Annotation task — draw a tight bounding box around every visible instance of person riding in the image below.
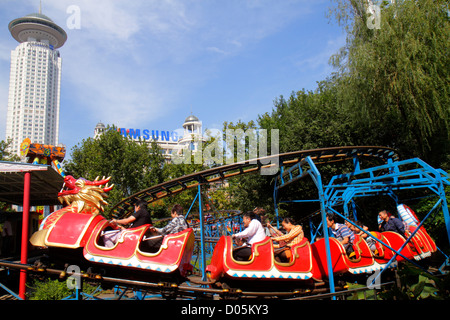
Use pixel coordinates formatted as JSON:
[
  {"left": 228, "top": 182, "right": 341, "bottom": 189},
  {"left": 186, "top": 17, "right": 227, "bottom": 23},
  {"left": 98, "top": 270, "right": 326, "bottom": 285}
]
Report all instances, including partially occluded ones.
[
  {"left": 154, "top": 204, "right": 188, "bottom": 235},
  {"left": 326, "top": 213, "right": 355, "bottom": 255},
  {"left": 267, "top": 217, "right": 304, "bottom": 262},
  {"left": 143, "top": 204, "right": 189, "bottom": 252},
  {"left": 378, "top": 210, "right": 405, "bottom": 235},
  {"left": 252, "top": 207, "right": 265, "bottom": 222},
  {"left": 112, "top": 199, "right": 152, "bottom": 229},
  {"left": 346, "top": 218, "right": 377, "bottom": 253},
  {"left": 103, "top": 199, "right": 152, "bottom": 247},
  {"left": 231, "top": 211, "right": 266, "bottom": 261}
]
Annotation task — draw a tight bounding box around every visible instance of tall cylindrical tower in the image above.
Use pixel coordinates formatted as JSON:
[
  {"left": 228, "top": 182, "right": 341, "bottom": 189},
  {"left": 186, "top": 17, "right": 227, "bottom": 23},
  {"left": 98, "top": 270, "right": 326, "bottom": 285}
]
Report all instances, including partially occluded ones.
[{"left": 5, "top": 11, "right": 67, "bottom": 156}]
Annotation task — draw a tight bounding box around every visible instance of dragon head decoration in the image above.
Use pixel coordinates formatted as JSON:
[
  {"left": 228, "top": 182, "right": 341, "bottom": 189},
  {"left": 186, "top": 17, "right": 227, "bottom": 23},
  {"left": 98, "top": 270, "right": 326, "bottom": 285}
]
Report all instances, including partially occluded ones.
[{"left": 58, "top": 175, "right": 114, "bottom": 214}]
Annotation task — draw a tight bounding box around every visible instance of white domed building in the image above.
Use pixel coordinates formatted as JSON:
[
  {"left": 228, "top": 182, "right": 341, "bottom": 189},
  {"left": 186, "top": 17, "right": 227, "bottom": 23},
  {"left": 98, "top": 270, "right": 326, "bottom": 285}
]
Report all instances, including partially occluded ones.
[
  {"left": 177, "top": 114, "right": 205, "bottom": 153},
  {"left": 94, "top": 122, "right": 106, "bottom": 139}
]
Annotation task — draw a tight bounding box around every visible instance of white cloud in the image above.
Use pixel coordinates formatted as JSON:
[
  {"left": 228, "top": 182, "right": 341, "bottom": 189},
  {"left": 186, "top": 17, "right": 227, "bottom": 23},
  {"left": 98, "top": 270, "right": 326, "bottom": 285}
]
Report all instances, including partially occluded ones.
[{"left": 206, "top": 46, "right": 229, "bottom": 55}]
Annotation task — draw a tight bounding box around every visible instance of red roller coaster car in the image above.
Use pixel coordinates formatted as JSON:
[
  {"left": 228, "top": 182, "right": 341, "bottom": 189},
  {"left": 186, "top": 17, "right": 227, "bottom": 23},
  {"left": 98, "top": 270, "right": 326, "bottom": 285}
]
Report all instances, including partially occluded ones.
[
  {"left": 31, "top": 208, "right": 195, "bottom": 278},
  {"left": 30, "top": 174, "right": 195, "bottom": 280},
  {"left": 206, "top": 218, "right": 436, "bottom": 285}
]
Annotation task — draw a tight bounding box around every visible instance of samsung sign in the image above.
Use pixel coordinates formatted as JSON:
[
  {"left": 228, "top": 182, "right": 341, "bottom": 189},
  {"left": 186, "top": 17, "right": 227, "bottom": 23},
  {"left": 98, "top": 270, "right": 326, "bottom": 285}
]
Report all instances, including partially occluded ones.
[{"left": 117, "top": 128, "right": 179, "bottom": 142}]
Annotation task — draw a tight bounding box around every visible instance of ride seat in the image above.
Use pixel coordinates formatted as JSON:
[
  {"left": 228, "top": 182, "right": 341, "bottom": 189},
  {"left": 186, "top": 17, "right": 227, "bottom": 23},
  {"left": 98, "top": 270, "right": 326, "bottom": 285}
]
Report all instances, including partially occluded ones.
[
  {"left": 272, "top": 247, "right": 292, "bottom": 263},
  {"left": 370, "top": 232, "right": 385, "bottom": 257},
  {"left": 97, "top": 225, "right": 120, "bottom": 247},
  {"left": 405, "top": 227, "right": 426, "bottom": 254},
  {"left": 346, "top": 246, "right": 357, "bottom": 261},
  {"left": 348, "top": 236, "right": 363, "bottom": 261},
  {"left": 139, "top": 227, "right": 163, "bottom": 253}
]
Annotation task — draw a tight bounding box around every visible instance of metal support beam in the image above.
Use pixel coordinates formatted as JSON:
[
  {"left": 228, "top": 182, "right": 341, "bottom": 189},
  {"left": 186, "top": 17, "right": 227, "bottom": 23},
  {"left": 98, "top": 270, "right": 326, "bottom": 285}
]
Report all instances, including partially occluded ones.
[
  {"left": 197, "top": 184, "right": 207, "bottom": 282},
  {"left": 305, "top": 156, "right": 336, "bottom": 299},
  {"left": 438, "top": 180, "right": 450, "bottom": 246},
  {"left": 19, "top": 172, "right": 31, "bottom": 300}
]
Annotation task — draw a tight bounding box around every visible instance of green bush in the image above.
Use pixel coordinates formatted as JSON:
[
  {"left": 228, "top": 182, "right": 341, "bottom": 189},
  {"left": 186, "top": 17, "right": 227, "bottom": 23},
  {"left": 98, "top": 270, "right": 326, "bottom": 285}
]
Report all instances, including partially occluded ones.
[
  {"left": 27, "top": 279, "right": 73, "bottom": 300},
  {"left": 27, "top": 278, "right": 103, "bottom": 300},
  {"left": 379, "top": 264, "right": 450, "bottom": 300}
]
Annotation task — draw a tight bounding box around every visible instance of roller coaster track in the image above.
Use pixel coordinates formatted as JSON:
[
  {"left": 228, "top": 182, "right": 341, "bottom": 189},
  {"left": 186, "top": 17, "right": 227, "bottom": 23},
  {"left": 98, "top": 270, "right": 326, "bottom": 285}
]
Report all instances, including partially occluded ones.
[
  {"left": 112, "top": 146, "right": 399, "bottom": 218},
  {"left": 0, "top": 259, "right": 393, "bottom": 300}
]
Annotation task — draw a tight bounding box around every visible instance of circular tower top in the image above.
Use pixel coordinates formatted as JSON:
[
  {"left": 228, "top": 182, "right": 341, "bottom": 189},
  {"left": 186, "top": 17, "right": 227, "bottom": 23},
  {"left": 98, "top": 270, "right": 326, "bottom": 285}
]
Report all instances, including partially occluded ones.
[
  {"left": 8, "top": 12, "right": 67, "bottom": 48},
  {"left": 184, "top": 114, "right": 199, "bottom": 123},
  {"left": 95, "top": 122, "right": 106, "bottom": 129}
]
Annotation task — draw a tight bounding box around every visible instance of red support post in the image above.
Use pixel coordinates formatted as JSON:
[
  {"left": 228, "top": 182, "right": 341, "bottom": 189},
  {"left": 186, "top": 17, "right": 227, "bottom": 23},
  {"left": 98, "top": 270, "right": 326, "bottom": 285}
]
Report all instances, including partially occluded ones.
[{"left": 19, "top": 172, "right": 31, "bottom": 300}]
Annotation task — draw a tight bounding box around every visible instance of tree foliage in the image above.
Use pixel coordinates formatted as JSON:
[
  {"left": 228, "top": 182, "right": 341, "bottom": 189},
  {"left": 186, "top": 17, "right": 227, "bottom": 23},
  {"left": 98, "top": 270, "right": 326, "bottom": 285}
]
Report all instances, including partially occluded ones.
[
  {"left": 258, "top": 80, "right": 354, "bottom": 153},
  {"left": 329, "top": 0, "right": 450, "bottom": 166},
  {"left": 0, "top": 138, "right": 20, "bottom": 162}
]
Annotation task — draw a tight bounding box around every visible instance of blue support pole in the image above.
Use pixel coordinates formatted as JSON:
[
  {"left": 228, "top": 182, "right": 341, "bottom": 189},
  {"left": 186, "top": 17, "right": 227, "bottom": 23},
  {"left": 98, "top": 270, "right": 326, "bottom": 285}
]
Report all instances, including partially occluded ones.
[
  {"left": 134, "top": 290, "right": 143, "bottom": 300},
  {"left": 0, "top": 281, "right": 22, "bottom": 300},
  {"left": 368, "top": 200, "right": 441, "bottom": 286},
  {"left": 353, "top": 154, "right": 360, "bottom": 172},
  {"left": 319, "top": 203, "right": 336, "bottom": 299},
  {"left": 273, "top": 166, "right": 282, "bottom": 229},
  {"left": 198, "top": 184, "right": 207, "bottom": 282},
  {"left": 185, "top": 191, "right": 199, "bottom": 219},
  {"left": 309, "top": 219, "right": 316, "bottom": 242},
  {"left": 351, "top": 199, "right": 357, "bottom": 221},
  {"left": 305, "top": 156, "right": 336, "bottom": 299},
  {"left": 438, "top": 182, "right": 450, "bottom": 246},
  {"left": 273, "top": 188, "right": 280, "bottom": 229}
]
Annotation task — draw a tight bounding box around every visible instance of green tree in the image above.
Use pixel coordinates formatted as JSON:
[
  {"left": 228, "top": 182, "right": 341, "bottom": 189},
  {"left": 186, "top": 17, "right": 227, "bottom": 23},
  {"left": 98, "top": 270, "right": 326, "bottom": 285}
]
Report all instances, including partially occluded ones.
[
  {"left": 258, "top": 81, "right": 353, "bottom": 153},
  {"left": 216, "top": 120, "right": 277, "bottom": 215},
  {"left": 0, "top": 139, "right": 20, "bottom": 212},
  {"left": 0, "top": 138, "right": 20, "bottom": 162},
  {"left": 222, "top": 120, "right": 258, "bottom": 163},
  {"left": 255, "top": 82, "right": 361, "bottom": 221},
  {"left": 159, "top": 158, "right": 205, "bottom": 219},
  {"left": 329, "top": 0, "right": 450, "bottom": 167}
]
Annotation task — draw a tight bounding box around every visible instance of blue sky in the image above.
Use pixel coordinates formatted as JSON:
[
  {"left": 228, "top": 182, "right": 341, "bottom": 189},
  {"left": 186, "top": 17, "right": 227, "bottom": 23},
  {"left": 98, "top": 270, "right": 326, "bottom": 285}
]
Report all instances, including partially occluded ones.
[{"left": 0, "top": 0, "right": 346, "bottom": 159}]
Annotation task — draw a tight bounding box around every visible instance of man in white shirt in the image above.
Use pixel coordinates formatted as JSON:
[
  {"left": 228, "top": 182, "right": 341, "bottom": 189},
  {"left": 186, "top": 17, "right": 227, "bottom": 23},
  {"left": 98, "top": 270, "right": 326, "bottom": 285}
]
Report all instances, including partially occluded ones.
[{"left": 232, "top": 212, "right": 266, "bottom": 261}]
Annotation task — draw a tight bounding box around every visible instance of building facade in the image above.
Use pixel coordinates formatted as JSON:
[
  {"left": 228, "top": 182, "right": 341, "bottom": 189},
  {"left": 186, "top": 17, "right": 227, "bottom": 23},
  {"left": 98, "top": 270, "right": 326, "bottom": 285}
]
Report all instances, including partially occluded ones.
[
  {"left": 94, "top": 114, "right": 206, "bottom": 161},
  {"left": 5, "top": 12, "right": 67, "bottom": 156}
]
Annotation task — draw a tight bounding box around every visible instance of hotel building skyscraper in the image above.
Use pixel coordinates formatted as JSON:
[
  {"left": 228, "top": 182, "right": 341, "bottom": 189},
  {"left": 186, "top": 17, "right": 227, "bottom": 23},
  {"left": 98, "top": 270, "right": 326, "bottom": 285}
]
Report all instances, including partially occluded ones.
[{"left": 5, "top": 11, "right": 67, "bottom": 156}]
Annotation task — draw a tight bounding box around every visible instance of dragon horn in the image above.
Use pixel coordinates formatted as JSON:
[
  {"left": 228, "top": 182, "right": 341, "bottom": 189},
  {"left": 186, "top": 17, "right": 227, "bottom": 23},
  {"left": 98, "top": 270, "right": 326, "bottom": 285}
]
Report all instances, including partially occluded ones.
[
  {"left": 103, "top": 183, "right": 114, "bottom": 193},
  {"left": 86, "top": 176, "right": 111, "bottom": 186}
]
